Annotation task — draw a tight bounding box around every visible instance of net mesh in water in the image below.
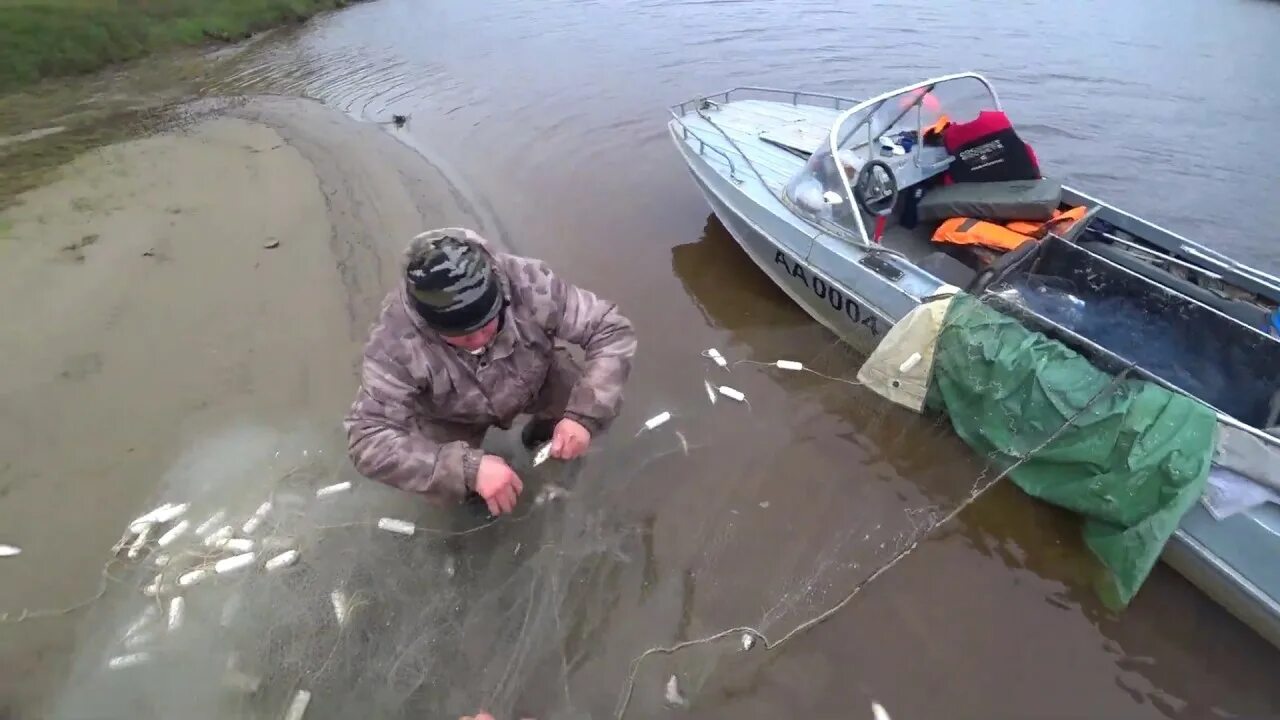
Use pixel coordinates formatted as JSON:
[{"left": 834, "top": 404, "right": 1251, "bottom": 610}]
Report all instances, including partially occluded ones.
[{"left": 42, "top": 310, "right": 1135, "bottom": 720}]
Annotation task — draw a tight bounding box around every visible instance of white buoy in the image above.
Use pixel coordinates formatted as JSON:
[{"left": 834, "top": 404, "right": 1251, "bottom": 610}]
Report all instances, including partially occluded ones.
[
  {"left": 265, "top": 550, "right": 299, "bottom": 572},
  {"left": 203, "top": 525, "right": 234, "bottom": 548},
  {"left": 142, "top": 575, "right": 164, "bottom": 597},
  {"left": 129, "top": 502, "right": 186, "bottom": 532},
  {"left": 376, "top": 517, "right": 415, "bottom": 536},
  {"left": 214, "top": 552, "right": 256, "bottom": 575},
  {"left": 167, "top": 597, "right": 185, "bottom": 632},
  {"left": 775, "top": 359, "right": 804, "bottom": 371},
  {"left": 871, "top": 701, "right": 892, "bottom": 720},
  {"left": 127, "top": 524, "right": 153, "bottom": 559},
  {"left": 643, "top": 411, "right": 672, "bottom": 431},
  {"left": 152, "top": 503, "right": 189, "bottom": 525},
  {"left": 316, "top": 481, "right": 352, "bottom": 498},
  {"left": 664, "top": 674, "right": 687, "bottom": 707},
  {"left": 178, "top": 568, "right": 211, "bottom": 587},
  {"left": 222, "top": 538, "right": 254, "bottom": 553},
  {"left": 898, "top": 352, "right": 922, "bottom": 374},
  {"left": 123, "top": 606, "right": 158, "bottom": 640},
  {"left": 718, "top": 386, "right": 746, "bottom": 402},
  {"left": 195, "top": 510, "right": 227, "bottom": 537},
  {"left": 283, "top": 689, "right": 312, "bottom": 720},
  {"left": 107, "top": 652, "right": 150, "bottom": 670},
  {"left": 122, "top": 628, "right": 155, "bottom": 650},
  {"left": 330, "top": 590, "right": 349, "bottom": 625},
  {"left": 156, "top": 519, "right": 190, "bottom": 548},
  {"left": 706, "top": 348, "right": 727, "bottom": 368},
  {"left": 240, "top": 501, "right": 272, "bottom": 535}
]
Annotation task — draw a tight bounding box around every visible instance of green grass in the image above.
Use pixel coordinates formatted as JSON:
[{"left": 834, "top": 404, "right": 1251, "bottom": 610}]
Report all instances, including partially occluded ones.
[{"left": 0, "top": 0, "right": 358, "bottom": 93}]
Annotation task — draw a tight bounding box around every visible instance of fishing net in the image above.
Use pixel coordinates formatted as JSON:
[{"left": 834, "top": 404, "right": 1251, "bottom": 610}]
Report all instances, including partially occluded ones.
[{"left": 38, "top": 290, "right": 1146, "bottom": 720}]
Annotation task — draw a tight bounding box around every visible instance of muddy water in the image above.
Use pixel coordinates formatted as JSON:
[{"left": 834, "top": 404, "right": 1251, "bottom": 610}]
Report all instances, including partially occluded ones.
[
  {"left": 200, "top": 0, "right": 1280, "bottom": 716},
  {"left": 5, "top": 0, "right": 1280, "bottom": 717}
]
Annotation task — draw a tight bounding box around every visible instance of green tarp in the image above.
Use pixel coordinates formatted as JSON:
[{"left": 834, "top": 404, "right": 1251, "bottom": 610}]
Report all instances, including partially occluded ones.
[{"left": 928, "top": 294, "right": 1218, "bottom": 606}]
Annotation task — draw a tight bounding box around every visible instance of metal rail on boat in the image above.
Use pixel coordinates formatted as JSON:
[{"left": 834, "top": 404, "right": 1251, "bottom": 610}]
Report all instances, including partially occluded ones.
[
  {"left": 827, "top": 72, "right": 1001, "bottom": 250},
  {"left": 669, "top": 86, "right": 921, "bottom": 263},
  {"left": 669, "top": 87, "right": 861, "bottom": 186},
  {"left": 669, "top": 86, "right": 859, "bottom": 117}
]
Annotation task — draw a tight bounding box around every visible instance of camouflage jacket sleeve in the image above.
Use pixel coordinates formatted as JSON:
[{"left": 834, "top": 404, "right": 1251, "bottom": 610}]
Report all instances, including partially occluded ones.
[
  {"left": 541, "top": 263, "right": 637, "bottom": 433},
  {"left": 343, "top": 312, "right": 482, "bottom": 502}
]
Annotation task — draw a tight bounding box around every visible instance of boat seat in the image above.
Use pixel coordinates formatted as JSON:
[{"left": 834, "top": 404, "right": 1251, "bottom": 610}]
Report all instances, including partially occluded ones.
[
  {"left": 917, "top": 179, "right": 1063, "bottom": 223},
  {"left": 917, "top": 251, "right": 979, "bottom": 288}
]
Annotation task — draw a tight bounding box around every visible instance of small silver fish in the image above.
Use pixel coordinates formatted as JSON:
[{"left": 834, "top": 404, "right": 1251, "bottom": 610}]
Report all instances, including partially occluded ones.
[
  {"left": 664, "top": 674, "right": 687, "bottom": 707},
  {"left": 532, "top": 443, "right": 552, "bottom": 467},
  {"left": 534, "top": 483, "right": 568, "bottom": 505}
]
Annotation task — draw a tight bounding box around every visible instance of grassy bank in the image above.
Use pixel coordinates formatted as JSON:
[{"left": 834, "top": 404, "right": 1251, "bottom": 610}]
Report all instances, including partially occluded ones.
[{"left": 0, "top": 0, "right": 360, "bottom": 93}]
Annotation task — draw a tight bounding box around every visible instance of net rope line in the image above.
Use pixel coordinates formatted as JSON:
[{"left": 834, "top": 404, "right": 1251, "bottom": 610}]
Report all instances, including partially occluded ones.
[
  {"left": 5, "top": 294, "right": 1133, "bottom": 716},
  {"left": 0, "top": 433, "right": 708, "bottom": 633},
  {"left": 614, "top": 313, "right": 1137, "bottom": 718},
  {"left": 0, "top": 483, "right": 535, "bottom": 627},
  {"left": 730, "top": 358, "right": 865, "bottom": 390}
]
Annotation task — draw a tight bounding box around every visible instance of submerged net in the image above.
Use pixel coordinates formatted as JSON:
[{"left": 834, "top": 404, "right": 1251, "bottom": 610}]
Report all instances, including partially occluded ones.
[{"left": 37, "top": 292, "right": 1152, "bottom": 720}]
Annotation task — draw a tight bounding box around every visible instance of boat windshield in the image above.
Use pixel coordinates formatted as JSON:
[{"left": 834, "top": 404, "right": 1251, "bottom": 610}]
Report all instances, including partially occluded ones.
[{"left": 784, "top": 74, "right": 1000, "bottom": 243}]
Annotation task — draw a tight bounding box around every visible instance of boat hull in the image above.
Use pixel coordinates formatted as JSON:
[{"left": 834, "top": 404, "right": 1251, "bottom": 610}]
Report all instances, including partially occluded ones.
[
  {"left": 670, "top": 116, "right": 1280, "bottom": 651},
  {"left": 670, "top": 122, "right": 893, "bottom": 356}
]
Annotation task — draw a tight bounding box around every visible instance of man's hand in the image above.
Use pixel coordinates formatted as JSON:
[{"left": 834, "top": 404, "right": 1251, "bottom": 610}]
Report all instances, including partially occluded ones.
[
  {"left": 550, "top": 418, "right": 591, "bottom": 460},
  {"left": 475, "top": 455, "right": 523, "bottom": 516}
]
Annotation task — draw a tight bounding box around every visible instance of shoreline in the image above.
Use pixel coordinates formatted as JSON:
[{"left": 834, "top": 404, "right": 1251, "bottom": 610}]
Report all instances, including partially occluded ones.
[
  {"left": 0, "top": 94, "right": 488, "bottom": 718},
  {"left": 0, "top": 0, "right": 370, "bottom": 94}
]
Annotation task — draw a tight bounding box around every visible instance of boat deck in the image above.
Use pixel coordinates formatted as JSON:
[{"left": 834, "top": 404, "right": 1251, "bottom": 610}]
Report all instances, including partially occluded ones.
[
  {"left": 676, "top": 99, "right": 942, "bottom": 264},
  {"left": 677, "top": 99, "right": 838, "bottom": 192}
]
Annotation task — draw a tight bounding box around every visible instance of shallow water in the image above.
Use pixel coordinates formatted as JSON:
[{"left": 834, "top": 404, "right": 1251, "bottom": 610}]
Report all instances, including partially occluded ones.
[
  {"left": 202, "top": 0, "right": 1280, "bottom": 716},
  {"left": 6, "top": 0, "right": 1280, "bottom": 717}
]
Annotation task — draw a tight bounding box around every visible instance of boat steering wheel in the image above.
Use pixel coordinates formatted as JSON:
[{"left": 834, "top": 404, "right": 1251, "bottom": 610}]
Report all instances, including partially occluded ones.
[{"left": 853, "top": 159, "right": 899, "bottom": 217}]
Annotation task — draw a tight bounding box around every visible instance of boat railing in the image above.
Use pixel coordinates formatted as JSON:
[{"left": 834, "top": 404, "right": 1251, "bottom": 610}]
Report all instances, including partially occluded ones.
[
  {"left": 669, "top": 86, "right": 859, "bottom": 118},
  {"left": 667, "top": 87, "right": 858, "bottom": 187},
  {"left": 670, "top": 120, "right": 743, "bottom": 183}
]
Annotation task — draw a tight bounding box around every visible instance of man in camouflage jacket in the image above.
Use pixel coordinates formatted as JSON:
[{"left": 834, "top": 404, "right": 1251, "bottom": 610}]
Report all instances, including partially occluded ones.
[{"left": 344, "top": 228, "right": 636, "bottom": 516}]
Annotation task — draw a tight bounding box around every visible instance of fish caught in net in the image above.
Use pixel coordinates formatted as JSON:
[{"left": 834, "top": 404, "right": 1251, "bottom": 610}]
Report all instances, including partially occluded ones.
[{"left": 40, "top": 308, "right": 1131, "bottom": 719}]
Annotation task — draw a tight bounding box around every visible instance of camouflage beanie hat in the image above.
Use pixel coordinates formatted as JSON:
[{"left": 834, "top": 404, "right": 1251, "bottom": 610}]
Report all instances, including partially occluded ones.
[{"left": 405, "top": 232, "right": 503, "bottom": 336}]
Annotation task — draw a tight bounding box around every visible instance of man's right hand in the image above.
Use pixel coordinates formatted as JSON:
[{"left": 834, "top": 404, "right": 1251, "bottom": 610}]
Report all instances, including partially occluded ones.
[{"left": 475, "top": 455, "right": 523, "bottom": 516}]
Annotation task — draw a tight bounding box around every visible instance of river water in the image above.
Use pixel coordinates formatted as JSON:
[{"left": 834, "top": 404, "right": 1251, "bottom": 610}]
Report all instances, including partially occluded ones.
[
  {"left": 8, "top": 0, "right": 1280, "bottom": 717},
  {"left": 202, "top": 0, "right": 1280, "bottom": 716}
]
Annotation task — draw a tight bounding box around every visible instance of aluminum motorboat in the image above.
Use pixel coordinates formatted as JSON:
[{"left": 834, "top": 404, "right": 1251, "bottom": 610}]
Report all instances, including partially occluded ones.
[{"left": 668, "top": 72, "right": 1280, "bottom": 646}]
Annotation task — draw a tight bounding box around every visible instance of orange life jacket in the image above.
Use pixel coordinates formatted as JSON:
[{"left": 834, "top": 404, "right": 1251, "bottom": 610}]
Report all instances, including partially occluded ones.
[
  {"left": 1005, "top": 205, "right": 1088, "bottom": 237},
  {"left": 932, "top": 217, "right": 1033, "bottom": 252}
]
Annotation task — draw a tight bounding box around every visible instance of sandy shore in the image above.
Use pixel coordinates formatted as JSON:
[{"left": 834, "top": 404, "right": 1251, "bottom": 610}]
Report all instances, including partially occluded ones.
[{"left": 0, "top": 96, "right": 493, "bottom": 716}]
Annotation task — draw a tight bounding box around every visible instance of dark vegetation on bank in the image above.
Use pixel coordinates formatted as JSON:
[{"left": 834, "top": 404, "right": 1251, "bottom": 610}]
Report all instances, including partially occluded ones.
[{"left": 0, "top": 0, "right": 362, "bottom": 93}]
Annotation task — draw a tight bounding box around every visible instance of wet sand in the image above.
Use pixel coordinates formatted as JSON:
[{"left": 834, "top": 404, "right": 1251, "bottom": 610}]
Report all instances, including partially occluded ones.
[{"left": 0, "top": 95, "right": 491, "bottom": 716}]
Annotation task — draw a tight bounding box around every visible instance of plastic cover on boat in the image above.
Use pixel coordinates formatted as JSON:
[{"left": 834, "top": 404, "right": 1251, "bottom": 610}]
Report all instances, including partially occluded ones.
[
  {"left": 860, "top": 293, "right": 1219, "bottom": 605},
  {"left": 854, "top": 291, "right": 956, "bottom": 412}
]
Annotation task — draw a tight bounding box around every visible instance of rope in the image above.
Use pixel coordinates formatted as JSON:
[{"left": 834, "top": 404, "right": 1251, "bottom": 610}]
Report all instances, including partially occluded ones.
[
  {"left": 731, "top": 359, "right": 864, "bottom": 390},
  {"left": 612, "top": 365, "right": 1133, "bottom": 719}
]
